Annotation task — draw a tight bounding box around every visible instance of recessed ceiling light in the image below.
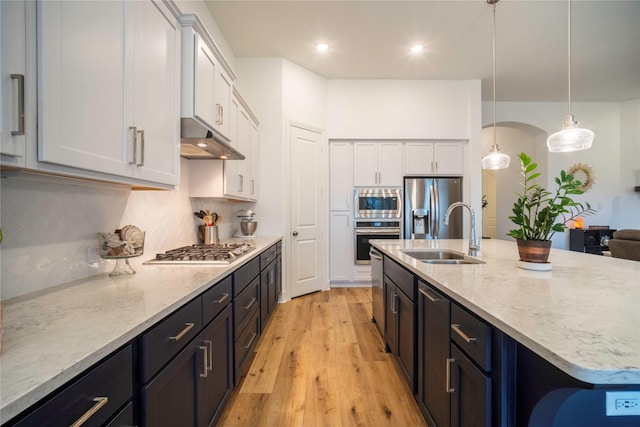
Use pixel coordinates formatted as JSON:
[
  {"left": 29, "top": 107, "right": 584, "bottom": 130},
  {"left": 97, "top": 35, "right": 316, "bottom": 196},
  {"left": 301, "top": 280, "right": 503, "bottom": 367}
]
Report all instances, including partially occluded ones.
[
  {"left": 316, "top": 43, "right": 329, "bottom": 52},
  {"left": 197, "top": 142, "right": 207, "bottom": 148},
  {"left": 410, "top": 45, "right": 424, "bottom": 53}
]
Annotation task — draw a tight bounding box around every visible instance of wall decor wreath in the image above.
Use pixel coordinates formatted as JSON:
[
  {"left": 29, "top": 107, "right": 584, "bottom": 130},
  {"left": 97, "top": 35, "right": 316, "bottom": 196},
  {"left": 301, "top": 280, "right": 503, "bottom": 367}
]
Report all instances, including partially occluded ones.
[{"left": 568, "top": 163, "right": 595, "bottom": 192}]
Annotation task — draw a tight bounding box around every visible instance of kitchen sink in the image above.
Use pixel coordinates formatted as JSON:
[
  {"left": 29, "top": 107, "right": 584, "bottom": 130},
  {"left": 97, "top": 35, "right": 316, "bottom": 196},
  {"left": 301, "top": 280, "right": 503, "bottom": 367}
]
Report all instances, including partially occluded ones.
[{"left": 400, "top": 249, "right": 485, "bottom": 264}]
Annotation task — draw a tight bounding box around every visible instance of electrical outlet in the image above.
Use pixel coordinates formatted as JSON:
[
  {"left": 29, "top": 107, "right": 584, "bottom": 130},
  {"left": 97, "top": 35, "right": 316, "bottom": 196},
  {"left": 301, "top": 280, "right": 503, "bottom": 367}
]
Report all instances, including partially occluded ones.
[
  {"left": 606, "top": 391, "right": 640, "bottom": 416},
  {"left": 87, "top": 246, "right": 100, "bottom": 265}
]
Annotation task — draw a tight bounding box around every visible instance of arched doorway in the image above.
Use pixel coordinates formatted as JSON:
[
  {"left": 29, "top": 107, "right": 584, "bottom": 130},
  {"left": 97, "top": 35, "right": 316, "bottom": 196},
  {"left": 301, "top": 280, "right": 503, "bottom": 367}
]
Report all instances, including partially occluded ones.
[{"left": 481, "top": 122, "right": 548, "bottom": 240}]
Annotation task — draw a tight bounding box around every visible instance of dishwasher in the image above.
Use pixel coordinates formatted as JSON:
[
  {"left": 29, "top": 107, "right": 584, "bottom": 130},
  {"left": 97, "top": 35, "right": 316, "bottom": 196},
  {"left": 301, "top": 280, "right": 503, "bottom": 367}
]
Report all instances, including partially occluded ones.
[{"left": 370, "top": 246, "right": 384, "bottom": 341}]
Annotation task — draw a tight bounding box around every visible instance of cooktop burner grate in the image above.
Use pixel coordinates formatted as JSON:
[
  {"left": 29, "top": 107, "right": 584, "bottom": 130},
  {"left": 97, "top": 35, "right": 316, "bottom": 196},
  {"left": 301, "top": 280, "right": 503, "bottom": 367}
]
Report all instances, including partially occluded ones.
[{"left": 145, "top": 243, "right": 255, "bottom": 265}]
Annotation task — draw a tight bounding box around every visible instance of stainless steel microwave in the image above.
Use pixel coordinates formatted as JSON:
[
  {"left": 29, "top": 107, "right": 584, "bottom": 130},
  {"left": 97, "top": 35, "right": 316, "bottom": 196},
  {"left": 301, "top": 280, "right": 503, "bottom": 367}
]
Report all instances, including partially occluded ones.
[{"left": 354, "top": 188, "right": 402, "bottom": 219}]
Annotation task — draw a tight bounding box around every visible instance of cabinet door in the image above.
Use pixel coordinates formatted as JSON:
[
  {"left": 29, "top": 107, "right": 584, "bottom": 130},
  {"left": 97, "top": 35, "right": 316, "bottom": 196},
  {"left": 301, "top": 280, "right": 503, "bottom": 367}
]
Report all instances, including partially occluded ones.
[
  {"left": 377, "top": 142, "right": 403, "bottom": 186},
  {"left": 142, "top": 337, "right": 204, "bottom": 427},
  {"left": 418, "top": 282, "right": 451, "bottom": 427},
  {"left": 214, "top": 69, "right": 232, "bottom": 137},
  {"left": 130, "top": 0, "right": 179, "bottom": 185},
  {"left": 223, "top": 96, "right": 240, "bottom": 197},
  {"left": 353, "top": 142, "right": 378, "bottom": 186},
  {"left": 37, "top": 1, "right": 130, "bottom": 176},
  {"left": 329, "top": 212, "right": 353, "bottom": 282},
  {"left": 1, "top": 0, "right": 27, "bottom": 162},
  {"left": 200, "top": 305, "right": 234, "bottom": 427},
  {"left": 194, "top": 34, "right": 216, "bottom": 130},
  {"left": 329, "top": 142, "right": 353, "bottom": 210},
  {"left": 384, "top": 278, "right": 397, "bottom": 353},
  {"left": 248, "top": 119, "right": 259, "bottom": 200},
  {"left": 235, "top": 108, "right": 251, "bottom": 195},
  {"left": 434, "top": 142, "right": 463, "bottom": 175},
  {"left": 404, "top": 142, "right": 435, "bottom": 176},
  {"left": 450, "top": 344, "right": 491, "bottom": 427},
  {"left": 396, "top": 287, "right": 415, "bottom": 391}
]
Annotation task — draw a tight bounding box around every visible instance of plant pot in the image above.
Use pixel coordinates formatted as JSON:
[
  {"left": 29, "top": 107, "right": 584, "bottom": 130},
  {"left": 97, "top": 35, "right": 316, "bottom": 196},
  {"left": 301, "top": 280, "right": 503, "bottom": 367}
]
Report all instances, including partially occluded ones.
[{"left": 516, "top": 239, "right": 552, "bottom": 263}]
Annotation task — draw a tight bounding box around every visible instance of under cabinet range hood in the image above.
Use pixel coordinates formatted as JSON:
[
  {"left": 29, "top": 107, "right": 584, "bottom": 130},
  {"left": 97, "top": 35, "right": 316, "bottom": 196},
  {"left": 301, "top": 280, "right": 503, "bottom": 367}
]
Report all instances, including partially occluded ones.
[{"left": 180, "top": 118, "right": 245, "bottom": 160}]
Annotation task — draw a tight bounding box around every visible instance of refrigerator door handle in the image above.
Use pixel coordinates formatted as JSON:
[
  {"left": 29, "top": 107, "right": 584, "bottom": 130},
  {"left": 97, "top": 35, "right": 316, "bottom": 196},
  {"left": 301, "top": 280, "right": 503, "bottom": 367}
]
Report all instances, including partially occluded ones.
[
  {"left": 433, "top": 180, "right": 440, "bottom": 238},
  {"left": 429, "top": 184, "right": 436, "bottom": 237}
]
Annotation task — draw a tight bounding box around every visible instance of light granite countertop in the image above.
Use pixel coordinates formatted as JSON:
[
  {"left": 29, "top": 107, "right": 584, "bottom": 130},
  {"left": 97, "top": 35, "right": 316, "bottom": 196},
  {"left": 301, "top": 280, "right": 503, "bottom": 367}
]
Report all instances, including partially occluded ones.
[
  {"left": 371, "top": 238, "right": 640, "bottom": 386},
  {"left": 0, "top": 236, "right": 282, "bottom": 423}
]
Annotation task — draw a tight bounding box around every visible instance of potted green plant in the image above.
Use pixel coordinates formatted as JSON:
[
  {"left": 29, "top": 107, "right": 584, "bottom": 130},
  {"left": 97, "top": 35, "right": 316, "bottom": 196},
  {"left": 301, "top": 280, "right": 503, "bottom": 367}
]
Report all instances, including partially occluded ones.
[{"left": 508, "top": 152, "right": 596, "bottom": 264}]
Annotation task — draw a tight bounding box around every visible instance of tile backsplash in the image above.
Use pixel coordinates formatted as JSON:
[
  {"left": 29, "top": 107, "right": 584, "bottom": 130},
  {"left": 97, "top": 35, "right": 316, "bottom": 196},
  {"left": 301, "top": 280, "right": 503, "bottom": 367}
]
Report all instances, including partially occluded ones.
[{"left": 0, "top": 159, "right": 254, "bottom": 300}]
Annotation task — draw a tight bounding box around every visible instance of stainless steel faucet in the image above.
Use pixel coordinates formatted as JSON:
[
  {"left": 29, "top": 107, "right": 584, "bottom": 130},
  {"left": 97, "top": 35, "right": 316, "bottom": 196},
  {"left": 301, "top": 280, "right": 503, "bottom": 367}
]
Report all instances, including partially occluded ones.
[{"left": 443, "top": 202, "right": 479, "bottom": 256}]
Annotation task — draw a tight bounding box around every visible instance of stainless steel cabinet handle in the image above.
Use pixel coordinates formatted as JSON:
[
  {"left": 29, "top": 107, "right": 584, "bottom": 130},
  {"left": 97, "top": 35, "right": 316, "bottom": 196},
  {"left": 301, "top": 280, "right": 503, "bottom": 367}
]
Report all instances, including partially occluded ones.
[
  {"left": 238, "top": 174, "right": 244, "bottom": 193},
  {"left": 220, "top": 106, "right": 224, "bottom": 125},
  {"left": 204, "top": 339, "right": 213, "bottom": 370},
  {"left": 451, "top": 323, "right": 477, "bottom": 343},
  {"left": 243, "top": 297, "right": 256, "bottom": 311},
  {"left": 446, "top": 358, "right": 455, "bottom": 393},
  {"left": 70, "top": 397, "right": 109, "bottom": 427},
  {"left": 251, "top": 179, "right": 255, "bottom": 194},
  {"left": 169, "top": 322, "right": 195, "bottom": 341},
  {"left": 392, "top": 292, "right": 399, "bottom": 314},
  {"left": 213, "top": 293, "right": 230, "bottom": 304},
  {"left": 10, "top": 74, "right": 25, "bottom": 136},
  {"left": 369, "top": 249, "right": 382, "bottom": 261},
  {"left": 243, "top": 332, "right": 257, "bottom": 349},
  {"left": 137, "top": 129, "right": 145, "bottom": 166},
  {"left": 129, "top": 126, "right": 138, "bottom": 165},
  {"left": 419, "top": 287, "right": 441, "bottom": 302},
  {"left": 199, "top": 345, "right": 209, "bottom": 377}
]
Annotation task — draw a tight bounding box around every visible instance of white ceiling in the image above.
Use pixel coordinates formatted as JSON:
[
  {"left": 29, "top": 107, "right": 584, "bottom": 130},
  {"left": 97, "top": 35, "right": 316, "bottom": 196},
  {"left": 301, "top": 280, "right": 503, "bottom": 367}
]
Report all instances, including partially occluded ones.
[{"left": 204, "top": 0, "right": 640, "bottom": 102}]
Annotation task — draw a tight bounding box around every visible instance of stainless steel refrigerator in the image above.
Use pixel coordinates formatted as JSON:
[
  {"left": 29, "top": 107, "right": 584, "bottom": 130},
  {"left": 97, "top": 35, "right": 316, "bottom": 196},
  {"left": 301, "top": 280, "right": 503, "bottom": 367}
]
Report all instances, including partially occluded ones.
[{"left": 404, "top": 177, "right": 463, "bottom": 239}]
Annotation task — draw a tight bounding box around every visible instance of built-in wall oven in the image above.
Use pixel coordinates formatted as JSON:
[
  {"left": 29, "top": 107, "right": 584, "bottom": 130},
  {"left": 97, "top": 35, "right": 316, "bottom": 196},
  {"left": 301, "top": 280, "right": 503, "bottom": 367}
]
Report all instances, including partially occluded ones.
[
  {"left": 354, "top": 221, "right": 401, "bottom": 264},
  {"left": 353, "top": 188, "right": 402, "bottom": 264}
]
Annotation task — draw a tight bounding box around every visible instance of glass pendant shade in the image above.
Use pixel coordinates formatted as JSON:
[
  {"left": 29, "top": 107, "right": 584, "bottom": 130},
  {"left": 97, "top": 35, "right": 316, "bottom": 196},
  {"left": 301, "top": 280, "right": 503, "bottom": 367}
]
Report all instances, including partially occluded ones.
[
  {"left": 481, "top": 146, "right": 511, "bottom": 170},
  {"left": 547, "top": 115, "right": 594, "bottom": 152}
]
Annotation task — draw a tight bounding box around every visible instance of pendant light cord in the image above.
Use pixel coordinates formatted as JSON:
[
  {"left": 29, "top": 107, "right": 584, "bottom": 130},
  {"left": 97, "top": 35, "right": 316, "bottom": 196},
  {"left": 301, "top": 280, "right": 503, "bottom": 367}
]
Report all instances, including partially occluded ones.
[
  {"left": 492, "top": 2, "right": 497, "bottom": 148},
  {"left": 567, "top": 0, "right": 572, "bottom": 116}
]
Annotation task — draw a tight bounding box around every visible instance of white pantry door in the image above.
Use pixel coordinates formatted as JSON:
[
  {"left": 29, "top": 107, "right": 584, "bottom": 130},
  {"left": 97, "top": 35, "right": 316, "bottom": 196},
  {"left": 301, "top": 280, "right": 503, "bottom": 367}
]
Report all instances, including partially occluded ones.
[{"left": 290, "top": 125, "right": 325, "bottom": 298}]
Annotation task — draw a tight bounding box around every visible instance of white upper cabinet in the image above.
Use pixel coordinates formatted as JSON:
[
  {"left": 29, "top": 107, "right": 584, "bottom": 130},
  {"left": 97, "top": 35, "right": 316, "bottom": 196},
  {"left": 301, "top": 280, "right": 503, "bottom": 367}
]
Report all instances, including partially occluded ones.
[
  {"left": 404, "top": 142, "right": 463, "bottom": 176},
  {"left": 1, "top": 0, "right": 27, "bottom": 164},
  {"left": 329, "top": 142, "right": 353, "bottom": 210},
  {"left": 36, "top": 0, "right": 180, "bottom": 186},
  {"left": 130, "top": 0, "right": 181, "bottom": 184},
  {"left": 249, "top": 119, "right": 259, "bottom": 199},
  {"left": 353, "top": 141, "right": 402, "bottom": 187},
  {"left": 181, "top": 14, "right": 235, "bottom": 142}
]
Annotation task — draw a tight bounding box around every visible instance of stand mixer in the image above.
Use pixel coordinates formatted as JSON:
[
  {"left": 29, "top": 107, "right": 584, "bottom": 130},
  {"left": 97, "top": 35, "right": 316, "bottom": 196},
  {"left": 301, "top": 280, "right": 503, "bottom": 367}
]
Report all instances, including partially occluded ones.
[{"left": 236, "top": 210, "right": 258, "bottom": 237}]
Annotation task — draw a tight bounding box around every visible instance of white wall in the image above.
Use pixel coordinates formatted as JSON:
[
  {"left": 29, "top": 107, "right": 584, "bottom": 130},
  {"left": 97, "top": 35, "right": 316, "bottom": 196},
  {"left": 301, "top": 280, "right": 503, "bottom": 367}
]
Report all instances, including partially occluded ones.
[
  {"left": 482, "top": 100, "right": 640, "bottom": 249},
  {"left": 327, "top": 80, "right": 475, "bottom": 140}
]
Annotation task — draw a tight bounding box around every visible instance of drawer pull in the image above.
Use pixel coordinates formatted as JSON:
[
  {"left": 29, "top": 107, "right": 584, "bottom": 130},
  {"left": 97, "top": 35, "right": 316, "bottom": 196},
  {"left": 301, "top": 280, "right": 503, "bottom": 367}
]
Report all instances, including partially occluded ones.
[
  {"left": 204, "top": 339, "right": 213, "bottom": 370},
  {"left": 243, "top": 332, "right": 257, "bottom": 350},
  {"left": 169, "top": 322, "right": 195, "bottom": 341},
  {"left": 446, "top": 358, "right": 455, "bottom": 393},
  {"left": 213, "top": 293, "right": 230, "bottom": 304},
  {"left": 199, "top": 345, "right": 209, "bottom": 378},
  {"left": 70, "top": 396, "right": 109, "bottom": 427},
  {"left": 243, "top": 297, "right": 257, "bottom": 311},
  {"left": 419, "top": 287, "right": 442, "bottom": 302},
  {"left": 451, "top": 324, "right": 477, "bottom": 343}
]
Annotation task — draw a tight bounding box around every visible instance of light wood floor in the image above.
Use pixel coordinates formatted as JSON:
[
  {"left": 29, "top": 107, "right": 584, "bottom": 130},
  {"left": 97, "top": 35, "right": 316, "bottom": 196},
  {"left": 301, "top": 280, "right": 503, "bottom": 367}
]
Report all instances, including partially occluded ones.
[{"left": 218, "top": 287, "right": 427, "bottom": 427}]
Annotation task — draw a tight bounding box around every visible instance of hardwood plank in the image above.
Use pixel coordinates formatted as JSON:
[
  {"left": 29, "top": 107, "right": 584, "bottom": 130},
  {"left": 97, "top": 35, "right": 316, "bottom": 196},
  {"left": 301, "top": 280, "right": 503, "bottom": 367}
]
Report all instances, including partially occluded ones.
[{"left": 217, "top": 288, "right": 426, "bottom": 427}]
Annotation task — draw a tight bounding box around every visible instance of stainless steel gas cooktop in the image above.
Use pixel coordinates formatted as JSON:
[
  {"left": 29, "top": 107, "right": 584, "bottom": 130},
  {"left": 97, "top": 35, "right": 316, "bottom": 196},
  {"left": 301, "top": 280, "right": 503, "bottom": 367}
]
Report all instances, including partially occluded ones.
[{"left": 144, "top": 243, "right": 255, "bottom": 265}]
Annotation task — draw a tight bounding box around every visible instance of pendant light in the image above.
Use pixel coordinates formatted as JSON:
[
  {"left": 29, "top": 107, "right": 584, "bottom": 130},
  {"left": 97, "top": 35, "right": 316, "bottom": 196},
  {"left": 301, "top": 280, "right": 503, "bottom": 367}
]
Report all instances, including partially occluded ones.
[
  {"left": 481, "top": 0, "right": 510, "bottom": 170},
  {"left": 547, "top": 0, "right": 594, "bottom": 152}
]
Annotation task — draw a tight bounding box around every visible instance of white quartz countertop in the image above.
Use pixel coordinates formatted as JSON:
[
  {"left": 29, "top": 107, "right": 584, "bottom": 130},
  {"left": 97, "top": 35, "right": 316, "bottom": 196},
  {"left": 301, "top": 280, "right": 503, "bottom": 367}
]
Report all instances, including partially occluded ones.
[
  {"left": 372, "top": 239, "right": 640, "bottom": 386},
  {"left": 0, "top": 236, "right": 282, "bottom": 423}
]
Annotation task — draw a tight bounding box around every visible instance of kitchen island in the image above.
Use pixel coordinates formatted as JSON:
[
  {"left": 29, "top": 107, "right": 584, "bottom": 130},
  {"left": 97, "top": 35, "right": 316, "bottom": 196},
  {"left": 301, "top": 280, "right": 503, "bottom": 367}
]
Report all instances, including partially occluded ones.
[
  {"left": 373, "top": 238, "right": 640, "bottom": 426},
  {"left": 0, "top": 236, "right": 282, "bottom": 425}
]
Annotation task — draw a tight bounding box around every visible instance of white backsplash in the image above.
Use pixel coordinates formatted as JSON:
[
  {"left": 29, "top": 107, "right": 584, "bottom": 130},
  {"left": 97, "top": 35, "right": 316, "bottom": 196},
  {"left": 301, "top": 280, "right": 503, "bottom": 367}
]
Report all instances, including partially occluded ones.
[{"left": 0, "top": 159, "right": 254, "bottom": 300}]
